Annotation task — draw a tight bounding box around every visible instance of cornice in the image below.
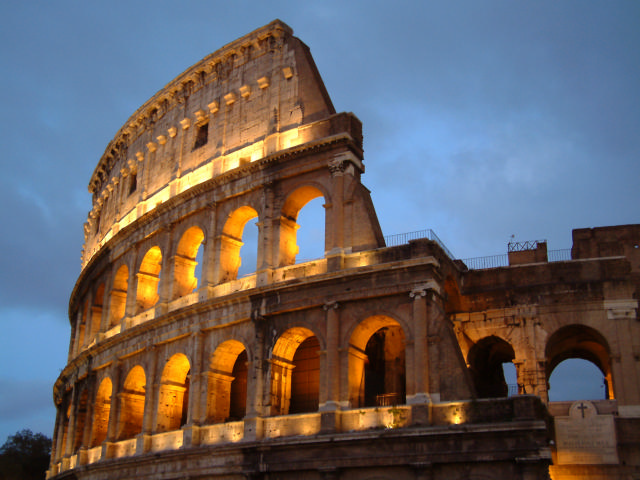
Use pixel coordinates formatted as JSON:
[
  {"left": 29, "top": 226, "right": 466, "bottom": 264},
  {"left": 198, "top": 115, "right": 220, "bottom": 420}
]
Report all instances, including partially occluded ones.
[{"left": 89, "top": 19, "right": 292, "bottom": 195}]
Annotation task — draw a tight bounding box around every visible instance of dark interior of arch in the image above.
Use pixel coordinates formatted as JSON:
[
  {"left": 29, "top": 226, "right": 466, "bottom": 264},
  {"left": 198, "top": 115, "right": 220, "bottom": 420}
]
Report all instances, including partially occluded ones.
[{"left": 467, "top": 336, "right": 515, "bottom": 399}]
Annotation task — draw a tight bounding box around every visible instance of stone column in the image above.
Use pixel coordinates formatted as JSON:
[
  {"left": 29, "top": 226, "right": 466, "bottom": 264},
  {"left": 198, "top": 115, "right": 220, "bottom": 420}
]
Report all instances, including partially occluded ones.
[
  {"left": 71, "top": 309, "right": 83, "bottom": 359},
  {"left": 321, "top": 301, "right": 340, "bottom": 410},
  {"left": 52, "top": 407, "right": 66, "bottom": 462},
  {"left": 188, "top": 331, "right": 205, "bottom": 425},
  {"left": 65, "top": 386, "right": 79, "bottom": 457},
  {"left": 184, "top": 331, "right": 204, "bottom": 447},
  {"left": 138, "top": 346, "right": 158, "bottom": 454},
  {"left": 80, "top": 376, "right": 97, "bottom": 460},
  {"left": 124, "top": 251, "right": 139, "bottom": 322},
  {"left": 104, "top": 363, "right": 121, "bottom": 459},
  {"left": 607, "top": 299, "right": 640, "bottom": 408},
  {"left": 320, "top": 301, "right": 341, "bottom": 433},
  {"left": 326, "top": 157, "right": 346, "bottom": 271},
  {"left": 408, "top": 282, "right": 441, "bottom": 405},
  {"left": 257, "top": 182, "right": 275, "bottom": 286},
  {"left": 156, "top": 232, "right": 174, "bottom": 315},
  {"left": 199, "top": 203, "right": 217, "bottom": 299},
  {"left": 244, "top": 321, "right": 265, "bottom": 440}
]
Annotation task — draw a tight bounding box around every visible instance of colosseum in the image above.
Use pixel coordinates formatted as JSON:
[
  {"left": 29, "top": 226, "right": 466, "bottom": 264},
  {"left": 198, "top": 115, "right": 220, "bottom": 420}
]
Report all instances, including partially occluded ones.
[{"left": 49, "top": 20, "right": 640, "bottom": 480}]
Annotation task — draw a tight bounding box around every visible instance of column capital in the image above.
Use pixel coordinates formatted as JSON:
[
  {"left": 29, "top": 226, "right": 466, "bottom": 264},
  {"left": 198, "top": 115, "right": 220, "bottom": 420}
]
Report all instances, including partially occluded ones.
[
  {"left": 410, "top": 281, "right": 441, "bottom": 299},
  {"left": 328, "top": 151, "right": 363, "bottom": 176},
  {"left": 323, "top": 300, "right": 339, "bottom": 311},
  {"left": 605, "top": 299, "right": 637, "bottom": 320}
]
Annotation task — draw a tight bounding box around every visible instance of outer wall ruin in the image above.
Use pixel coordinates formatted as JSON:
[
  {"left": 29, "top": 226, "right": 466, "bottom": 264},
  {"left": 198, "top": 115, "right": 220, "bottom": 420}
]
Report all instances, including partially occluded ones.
[{"left": 50, "top": 20, "right": 640, "bottom": 480}]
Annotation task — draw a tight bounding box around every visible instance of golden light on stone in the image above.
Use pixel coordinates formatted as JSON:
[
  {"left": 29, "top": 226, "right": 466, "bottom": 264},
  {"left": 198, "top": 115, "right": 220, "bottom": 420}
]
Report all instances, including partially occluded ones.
[{"left": 52, "top": 19, "right": 638, "bottom": 480}]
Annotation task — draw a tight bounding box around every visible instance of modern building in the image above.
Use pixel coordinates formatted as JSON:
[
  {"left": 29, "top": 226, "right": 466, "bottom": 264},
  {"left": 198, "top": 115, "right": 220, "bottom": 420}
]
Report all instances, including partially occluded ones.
[{"left": 49, "top": 20, "right": 640, "bottom": 480}]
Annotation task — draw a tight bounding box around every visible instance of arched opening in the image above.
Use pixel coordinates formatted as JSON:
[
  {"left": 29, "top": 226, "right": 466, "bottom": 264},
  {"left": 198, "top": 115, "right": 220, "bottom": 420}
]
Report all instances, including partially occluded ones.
[
  {"left": 549, "top": 358, "right": 607, "bottom": 401},
  {"left": 73, "top": 388, "right": 89, "bottom": 451},
  {"left": 295, "top": 196, "right": 325, "bottom": 262},
  {"left": 546, "top": 325, "right": 612, "bottom": 401},
  {"left": 136, "top": 246, "right": 162, "bottom": 313},
  {"left": 348, "top": 316, "right": 406, "bottom": 408},
  {"left": 109, "top": 265, "right": 128, "bottom": 328},
  {"left": 208, "top": 340, "right": 248, "bottom": 423},
  {"left": 467, "top": 336, "right": 515, "bottom": 398},
  {"left": 279, "top": 185, "right": 325, "bottom": 266},
  {"left": 157, "top": 353, "right": 191, "bottom": 432},
  {"left": 289, "top": 336, "right": 320, "bottom": 414},
  {"left": 270, "top": 327, "right": 320, "bottom": 415},
  {"left": 117, "top": 366, "right": 145, "bottom": 440},
  {"left": 503, "top": 362, "right": 518, "bottom": 397},
  {"left": 238, "top": 221, "right": 259, "bottom": 277},
  {"left": 220, "top": 206, "right": 259, "bottom": 282},
  {"left": 89, "top": 284, "right": 105, "bottom": 341},
  {"left": 91, "top": 377, "right": 112, "bottom": 447},
  {"left": 173, "top": 226, "right": 205, "bottom": 299}
]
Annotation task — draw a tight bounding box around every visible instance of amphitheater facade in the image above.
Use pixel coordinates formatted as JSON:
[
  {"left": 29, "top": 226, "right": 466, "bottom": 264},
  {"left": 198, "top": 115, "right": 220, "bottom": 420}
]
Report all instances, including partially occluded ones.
[{"left": 50, "top": 20, "right": 640, "bottom": 480}]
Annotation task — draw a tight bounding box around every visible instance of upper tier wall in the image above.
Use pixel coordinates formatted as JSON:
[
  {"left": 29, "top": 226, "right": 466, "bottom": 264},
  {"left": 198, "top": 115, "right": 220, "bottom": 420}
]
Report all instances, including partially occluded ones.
[{"left": 83, "top": 20, "right": 338, "bottom": 268}]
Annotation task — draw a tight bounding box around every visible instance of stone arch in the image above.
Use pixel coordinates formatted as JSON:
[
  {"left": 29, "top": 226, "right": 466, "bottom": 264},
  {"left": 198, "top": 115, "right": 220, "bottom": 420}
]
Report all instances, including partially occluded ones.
[
  {"left": 348, "top": 315, "right": 406, "bottom": 408},
  {"left": 136, "top": 246, "right": 162, "bottom": 313},
  {"left": 172, "top": 225, "right": 205, "bottom": 299},
  {"left": 117, "top": 365, "right": 146, "bottom": 440},
  {"left": 109, "top": 264, "right": 128, "bottom": 328},
  {"left": 467, "top": 336, "right": 516, "bottom": 398},
  {"left": 545, "top": 324, "right": 613, "bottom": 400},
  {"left": 219, "top": 205, "right": 259, "bottom": 282},
  {"left": 279, "top": 184, "right": 327, "bottom": 266},
  {"left": 90, "top": 377, "right": 112, "bottom": 447},
  {"left": 207, "top": 340, "right": 248, "bottom": 423},
  {"left": 270, "top": 327, "right": 321, "bottom": 415},
  {"left": 156, "top": 353, "right": 191, "bottom": 432}
]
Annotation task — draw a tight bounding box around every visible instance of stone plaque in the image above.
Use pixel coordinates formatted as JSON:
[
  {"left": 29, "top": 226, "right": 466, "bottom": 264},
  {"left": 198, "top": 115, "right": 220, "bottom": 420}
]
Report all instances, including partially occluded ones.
[{"left": 554, "top": 400, "right": 618, "bottom": 465}]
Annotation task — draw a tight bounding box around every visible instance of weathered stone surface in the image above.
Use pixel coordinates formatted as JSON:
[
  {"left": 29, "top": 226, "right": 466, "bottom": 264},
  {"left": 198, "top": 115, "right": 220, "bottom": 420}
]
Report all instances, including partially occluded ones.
[{"left": 50, "top": 19, "right": 640, "bottom": 480}]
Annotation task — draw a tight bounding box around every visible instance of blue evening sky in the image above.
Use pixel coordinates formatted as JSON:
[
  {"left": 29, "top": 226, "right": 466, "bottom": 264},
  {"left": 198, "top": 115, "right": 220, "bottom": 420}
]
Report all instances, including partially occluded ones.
[{"left": 0, "top": 1, "right": 638, "bottom": 442}]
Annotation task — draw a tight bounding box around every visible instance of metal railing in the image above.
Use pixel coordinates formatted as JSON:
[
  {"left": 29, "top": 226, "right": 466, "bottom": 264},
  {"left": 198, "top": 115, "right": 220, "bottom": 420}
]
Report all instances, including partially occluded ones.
[
  {"left": 462, "top": 254, "right": 508, "bottom": 270},
  {"left": 507, "top": 239, "right": 546, "bottom": 252},
  {"left": 384, "top": 229, "right": 455, "bottom": 260},
  {"left": 383, "top": 230, "right": 572, "bottom": 271},
  {"left": 548, "top": 248, "right": 571, "bottom": 262},
  {"left": 461, "top": 248, "right": 572, "bottom": 270}
]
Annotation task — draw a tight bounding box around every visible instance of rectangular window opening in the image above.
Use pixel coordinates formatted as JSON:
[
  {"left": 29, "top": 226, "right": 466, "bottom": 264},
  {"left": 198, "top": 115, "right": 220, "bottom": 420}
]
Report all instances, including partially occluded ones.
[
  {"left": 193, "top": 123, "right": 209, "bottom": 150},
  {"left": 129, "top": 172, "right": 137, "bottom": 196}
]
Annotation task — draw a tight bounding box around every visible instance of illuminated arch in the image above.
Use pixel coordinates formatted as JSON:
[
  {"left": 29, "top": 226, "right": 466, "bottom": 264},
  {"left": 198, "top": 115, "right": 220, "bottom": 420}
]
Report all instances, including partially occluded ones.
[
  {"left": 348, "top": 315, "right": 406, "bottom": 407},
  {"left": 109, "top": 264, "right": 128, "bottom": 328},
  {"left": 270, "top": 327, "right": 320, "bottom": 415},
  {"left": 466, "top": 336, "right": 516, "bottom": 398},
  {"left": 136, "top": 246, "right": 162, "bottom": 313},
  {"left": 279, "top": 185, "right": 325, "bottom": 266},
  {"left": 207, "top": 340, "right": 248, "bottom": 423},
  {"left": 546, "top": 325, "right": 613, "bottom": 400},
  {"left": 117, "top": 365, "right": 146, "bottom": 440},
  {"left": 157, "top": 353, "right": 191, "bottom": 432},
  {"left": 172, "top": 226, "right": 205, "bottom": 299},
  {"left": 91, "top": 377, "right": 112, "bottom": 447},
  {"left": 219, "top": 206, "right": 259, "bottom": 282}
]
